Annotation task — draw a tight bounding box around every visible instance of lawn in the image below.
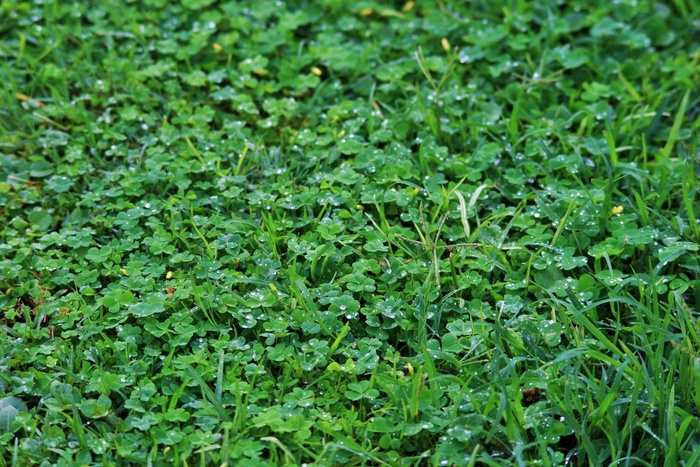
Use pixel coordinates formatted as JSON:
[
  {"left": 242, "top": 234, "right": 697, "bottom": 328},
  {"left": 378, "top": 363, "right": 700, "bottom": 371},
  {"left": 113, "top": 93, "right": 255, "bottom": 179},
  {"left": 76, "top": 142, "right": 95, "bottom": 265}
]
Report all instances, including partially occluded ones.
[{"left": 1, "top": 0, "right": 699, "bottom": 465}]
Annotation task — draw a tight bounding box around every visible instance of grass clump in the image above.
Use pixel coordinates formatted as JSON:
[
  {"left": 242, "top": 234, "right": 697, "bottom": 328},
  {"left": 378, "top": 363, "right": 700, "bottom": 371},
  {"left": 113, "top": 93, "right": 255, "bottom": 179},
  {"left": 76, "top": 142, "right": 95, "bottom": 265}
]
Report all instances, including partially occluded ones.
[{"left": 1, "top": 0, "right": 699, "bottom": 465}]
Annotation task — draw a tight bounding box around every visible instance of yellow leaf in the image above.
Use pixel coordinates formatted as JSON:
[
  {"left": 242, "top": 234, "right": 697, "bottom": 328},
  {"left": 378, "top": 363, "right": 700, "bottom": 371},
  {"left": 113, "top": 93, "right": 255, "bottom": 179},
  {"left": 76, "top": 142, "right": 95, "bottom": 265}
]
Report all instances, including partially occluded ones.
[{"left": 441, "top": 38, "right": 450, "bottom": 52}]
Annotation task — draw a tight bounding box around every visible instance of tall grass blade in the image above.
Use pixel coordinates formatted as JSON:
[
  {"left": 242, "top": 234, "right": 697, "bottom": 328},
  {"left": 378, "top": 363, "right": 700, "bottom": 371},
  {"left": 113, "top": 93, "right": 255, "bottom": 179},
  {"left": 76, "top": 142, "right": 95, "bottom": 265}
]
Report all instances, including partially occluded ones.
[{"left": 660, "top": 90, "right": 690, "bottom": 161}]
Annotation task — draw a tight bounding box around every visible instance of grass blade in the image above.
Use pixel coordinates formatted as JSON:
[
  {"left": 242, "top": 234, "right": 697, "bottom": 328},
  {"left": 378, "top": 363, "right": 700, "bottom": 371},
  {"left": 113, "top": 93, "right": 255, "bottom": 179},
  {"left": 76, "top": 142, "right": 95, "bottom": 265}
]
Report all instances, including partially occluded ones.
[
  {"left": 660, "top": 90, "right": 690, "bottom": 161},
  {"left": 182, "top": 362, "right": 231, "bottom": 423}
]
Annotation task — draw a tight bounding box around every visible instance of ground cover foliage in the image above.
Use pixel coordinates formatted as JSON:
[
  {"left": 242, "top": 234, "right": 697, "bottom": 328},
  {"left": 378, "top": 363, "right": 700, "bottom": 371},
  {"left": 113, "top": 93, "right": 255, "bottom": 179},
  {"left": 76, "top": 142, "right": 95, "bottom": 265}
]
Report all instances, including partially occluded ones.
[{"left": 1, "top": 0, "right": 699, "bottom": 465}]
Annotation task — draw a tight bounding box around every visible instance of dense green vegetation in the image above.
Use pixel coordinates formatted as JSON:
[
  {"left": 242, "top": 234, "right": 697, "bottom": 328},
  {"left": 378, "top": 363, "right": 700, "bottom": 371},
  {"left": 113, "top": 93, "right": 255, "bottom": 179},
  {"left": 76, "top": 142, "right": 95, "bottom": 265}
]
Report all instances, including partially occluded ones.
[{"left": 1, "top": 0, "right": 699, "bottom": 465}]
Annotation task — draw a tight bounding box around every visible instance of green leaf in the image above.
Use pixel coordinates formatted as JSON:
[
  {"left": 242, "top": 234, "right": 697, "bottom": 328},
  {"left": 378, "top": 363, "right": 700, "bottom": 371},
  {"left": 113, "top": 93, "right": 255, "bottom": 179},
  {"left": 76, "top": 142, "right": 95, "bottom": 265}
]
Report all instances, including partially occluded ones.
[
  {"left": 79, "top": 395, "right": 112, "bottom": 419},
  {"left": 130, "top": 301, "right": 165, "bottom": 318},
  {"left": 27, "top": 208, "right": 53, "bottom": 231},
  {"left": 0, "top": 397, "right": 27, "bottom": 432},
  {"left": 30, "top": 159, "right": 54, "bottom": 178}
]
